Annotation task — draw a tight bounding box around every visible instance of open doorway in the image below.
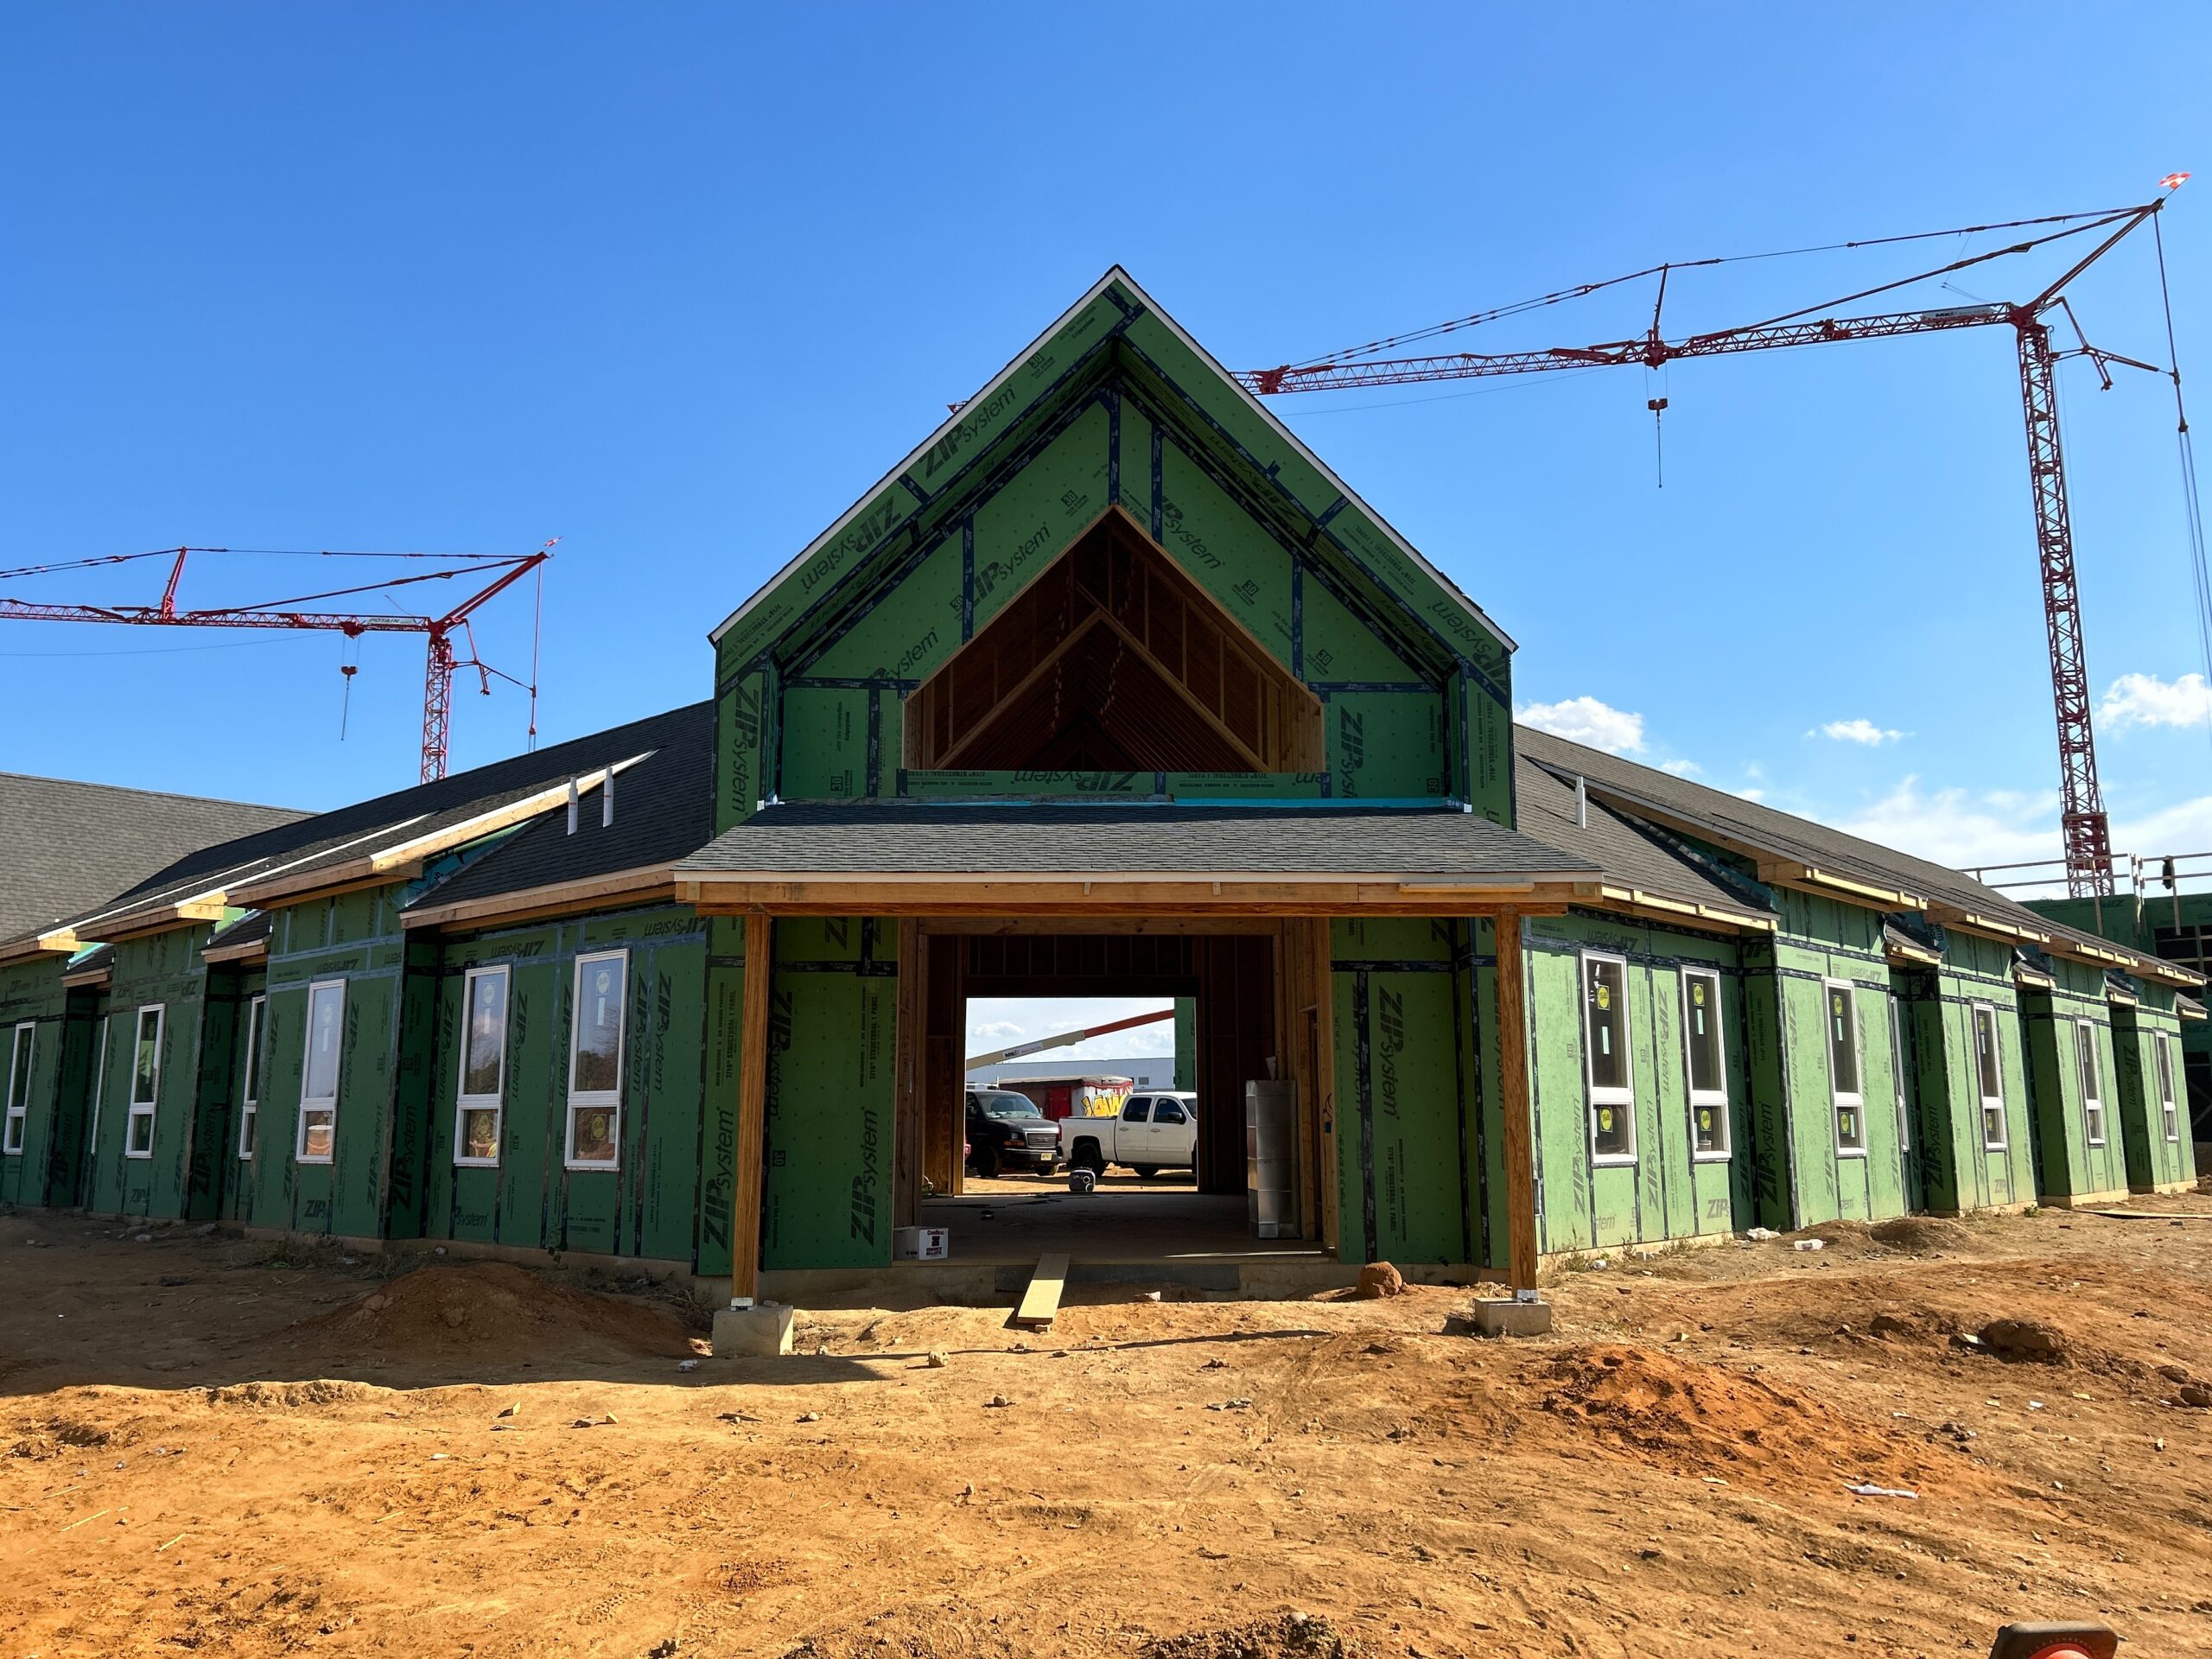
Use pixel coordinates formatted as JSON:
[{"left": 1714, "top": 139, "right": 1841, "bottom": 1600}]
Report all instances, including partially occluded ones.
[{"left": 910, "top": 927, "right": 1321, "bottom": 1265}]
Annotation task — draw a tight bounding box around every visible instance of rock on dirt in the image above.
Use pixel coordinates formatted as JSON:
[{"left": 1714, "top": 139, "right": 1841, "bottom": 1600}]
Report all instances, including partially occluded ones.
[
  {"left": 1140, "top": 1610, "right": 1362, "bottom": 1658},
  {"left": 1351, "top": 1262, "right": 1406, "bottom": 1300},
  {"left": 2178, "top": 1382, "right": 2212, "bottom": 1408},
  {"left": 1978, "top": 1318, "right": 2068, "bottom": 1363}
]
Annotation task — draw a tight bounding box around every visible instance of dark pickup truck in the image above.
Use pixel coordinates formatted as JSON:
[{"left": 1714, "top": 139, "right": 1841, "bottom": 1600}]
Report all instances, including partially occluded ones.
[{"left": 964, "top": 1088, "right": 1062, "bottom": 1178}]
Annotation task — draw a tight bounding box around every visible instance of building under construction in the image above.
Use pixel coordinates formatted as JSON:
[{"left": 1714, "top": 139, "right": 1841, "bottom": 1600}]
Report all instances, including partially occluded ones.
[{"left": 1, "top": 271, "right": 2202, "bottom": 1303}]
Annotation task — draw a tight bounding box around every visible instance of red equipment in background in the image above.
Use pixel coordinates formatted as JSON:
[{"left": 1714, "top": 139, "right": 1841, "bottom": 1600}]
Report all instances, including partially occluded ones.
[
  {"left": 1242, "top": 188, "right": 2196, "bottom": 899},
  {"left": 0, "top": 540, "right": 553, "bottom": 782}
]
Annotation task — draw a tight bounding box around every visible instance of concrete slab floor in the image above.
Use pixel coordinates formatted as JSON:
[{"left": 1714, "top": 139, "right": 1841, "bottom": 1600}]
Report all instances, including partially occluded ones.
[{"left": 919, "top": 1174, "right": 1320, "bottom": 1265}]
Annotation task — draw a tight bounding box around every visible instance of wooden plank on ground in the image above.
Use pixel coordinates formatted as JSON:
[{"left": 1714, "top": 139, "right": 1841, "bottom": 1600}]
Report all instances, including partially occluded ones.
[{"left": 1011, "top": 1252, "right": 1071, "bottom": 1329}]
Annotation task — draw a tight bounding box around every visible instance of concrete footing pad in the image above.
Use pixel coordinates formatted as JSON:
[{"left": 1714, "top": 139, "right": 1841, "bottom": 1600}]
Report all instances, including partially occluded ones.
[
  {"left": 713, "top": 1302, "right": 795, "bottom": 1357},
  {"left": 1469, "top": 1297, "right": 1554, "bottom": 1337}
]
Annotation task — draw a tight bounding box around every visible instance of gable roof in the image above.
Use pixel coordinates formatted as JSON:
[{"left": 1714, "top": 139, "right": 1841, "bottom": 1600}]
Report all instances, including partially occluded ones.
[
  {"left": 1515, "top": 723, "right": 2198, "bottom": 985},
  {"left": 3, "top": 705, "right": 707, "bottom": 956},
  {"left": 709, "top": 267, "right": 1512, "bottom": 680},
  {"left": 0, "top": 772, "right": 306, "bottom": 944}
]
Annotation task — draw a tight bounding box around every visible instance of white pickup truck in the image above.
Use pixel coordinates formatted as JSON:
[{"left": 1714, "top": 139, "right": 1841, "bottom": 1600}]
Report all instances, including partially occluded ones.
[{"left": 1058, "top": 1090, "right": 1199, "bottom": 1178}]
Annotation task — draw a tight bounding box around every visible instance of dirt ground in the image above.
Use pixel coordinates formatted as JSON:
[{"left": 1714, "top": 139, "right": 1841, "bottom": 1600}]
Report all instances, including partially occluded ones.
[{"left": 5, "top": 1198, "right": 2212, "bottom": 1658}]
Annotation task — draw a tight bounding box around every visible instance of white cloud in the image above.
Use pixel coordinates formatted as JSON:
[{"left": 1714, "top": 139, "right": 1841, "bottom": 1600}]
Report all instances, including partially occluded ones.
[
  {"left": 1660, "top": 758, "right": 1700, "bottom": 777},
  {"left": 2100, "top": 671, "right": 2212, "bottom": 732},
  {"left": 1516, "top": 696, "right": 1644, "bottom": 754},
  {"left": 2113, "top": 793, "right": 2212, "bottom": 854},
  {"left": 1737, "top": 788, "right": 1765, "bottom": 803},
  {"left": 967, "top": 1020, "right": 1024, "bottom": 1043},
  {"left": 1830, "top": 775, "right": 2061, "bottom": 872},
  {"left": 1812, "top": 718, "right": 1907, "bottom": 747}
]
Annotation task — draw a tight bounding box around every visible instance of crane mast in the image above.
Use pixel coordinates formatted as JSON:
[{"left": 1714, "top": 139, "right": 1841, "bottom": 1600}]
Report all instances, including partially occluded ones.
[{"left": 1242, "top": 199, "right": 2185, "bottom": 897}]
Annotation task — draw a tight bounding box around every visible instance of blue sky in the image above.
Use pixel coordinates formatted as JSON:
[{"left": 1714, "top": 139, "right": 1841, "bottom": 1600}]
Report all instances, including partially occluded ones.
[{"left": 3, "top": 4, "right": 2207, "bottom": 1019}]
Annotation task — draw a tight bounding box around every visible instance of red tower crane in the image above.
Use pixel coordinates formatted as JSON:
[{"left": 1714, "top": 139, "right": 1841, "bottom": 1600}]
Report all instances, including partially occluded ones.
[
  {"left": 0, "top": 541, "right": 553, "bottom": 782},
  {"left": 1242, "top": 190, "right": 2192, "bottom": 899}
]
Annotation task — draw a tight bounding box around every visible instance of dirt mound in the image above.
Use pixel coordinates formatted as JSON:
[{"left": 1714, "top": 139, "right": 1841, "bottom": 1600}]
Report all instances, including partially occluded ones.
[
  {"left": 1866, "top": 1308, "right": 1962, "bottom": 1345},
  {"left": 1870, "top": 1216, "right": 1972, "bottom": 1252},
  {"left": 1537, "top": 1344, "right": 1932, "bottom": 1485},
  {"left": 205, "top": 1379, "right": 389, "bottom": 1409},
  {"left": 282, "top": 1262, "right": 692, "bottom": 1367},
  {"left": 1142, "top": 1611, "right": 1365, "bottom": 1659}
]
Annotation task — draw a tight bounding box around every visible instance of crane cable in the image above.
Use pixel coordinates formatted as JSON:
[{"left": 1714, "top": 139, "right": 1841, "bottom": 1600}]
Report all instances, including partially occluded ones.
[{"left": 2151, "top": 208, "right": 2212, "bottom": 758}]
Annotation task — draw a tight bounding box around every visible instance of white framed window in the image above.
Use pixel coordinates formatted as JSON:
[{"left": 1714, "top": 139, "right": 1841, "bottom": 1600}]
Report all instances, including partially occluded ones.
[
  {"left": 564, "top": 950, "right": 627, "bottom": 1169},
  {"left": 86, "top": 1016, "right": 110, "bottom": 1163},
  {"left": 237, "top": 995, "right": 265, "bottom": 1160},
  {"left": 1972, "top": 1002, "right": 2006, "bottom": 1150},
  {"left": 2074, "top": 1018, "right": 2104, "bottom": 1147},
  {"left": 2155, "top": 1032, "right": 2179, "bottom": 1143},
  {"left": 3, "top": 1022, "right": 33, "bottom": 1156},
  {"left": 125, "top": 1005, "right": 164, "bottom": 1159},
  {"left": 1680, "top": 969, "right": 1729, "bottom": 1159},
  {"left": 1824, "top": 980, "right": 1866, "bottom": 1154},
  {"left": 295, "top": 980, "right": 346, "bottom": 1164},
  {"left": 1885, "top": 995, "right": 1912, "bottom": 1154},
  {"left": 454, "top": 965, "right": 511, "bottom": 1167},
  {"left": 1581, "top": 952, "right": 1635, "bottom": 1164}
]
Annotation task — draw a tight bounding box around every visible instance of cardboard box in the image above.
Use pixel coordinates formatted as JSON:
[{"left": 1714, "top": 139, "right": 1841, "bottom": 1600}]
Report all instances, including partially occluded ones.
[{"left": 893, "top": 1225, "right": 950, "bottom": 1261}]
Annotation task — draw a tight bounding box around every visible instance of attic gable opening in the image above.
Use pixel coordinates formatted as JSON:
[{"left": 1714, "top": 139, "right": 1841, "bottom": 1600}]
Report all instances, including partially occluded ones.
[{"left": 904, "top": 512, "right": 1324, "bottom": 773}]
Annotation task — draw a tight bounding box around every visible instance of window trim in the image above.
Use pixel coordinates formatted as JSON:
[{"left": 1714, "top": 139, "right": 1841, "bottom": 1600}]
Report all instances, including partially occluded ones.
[
  {"left": 86, "top": 1015, "right": 110, "bottom": 1165},
  {"left": 295, "top": 979, "right": 346, "bottom": 1166},
  {"left": 237, "top": 994, "right": 265, "bottom": 1160},
  {"left": 2074, "top": 1017, "right": 2105, "bottom": 1148},
  {"left": 3, "top": 1021, "right": 33, "bottom": 1156},
  {"left": 1971, "top": 1001, "right": 2007, "bottom": 1152},
  {"left": 1581, "top": 950, "right": 1637, "bottom": 1166},
  {"left": 563, "top": 950, "right": 627, "bottom": 1171},
  {"left": 1824, "top": 978, "right": 1867, "bottom": 1158},
  {"left": 125, "top": 1004, "right": 164, "bottom": 1160},
  {"left": 2155, "top": 1031, "right": 2179, "bottom": 1143},
  {"left": 453, "top": 964, "right": 512, "bottom": 1169},
  {"left": 1678, "top": 968, "right": 1730, "bottom": 1161}
]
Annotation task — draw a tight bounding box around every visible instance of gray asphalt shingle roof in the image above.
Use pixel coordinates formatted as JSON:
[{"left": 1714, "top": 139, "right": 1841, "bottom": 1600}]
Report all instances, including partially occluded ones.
[
  {"left": 1514, "top": 723, "right": 2190, "bottom": 977},
  {"left": 677, "top": 800, "right": 1598, "bottom": 880},
  {"left": 1512, "top": 753, "right": 1773, "bottom": 923},
  {"left": 406, "top": 702, "right": 715, "bottom": 912},
  {"left": 0, "top": 772, "right": 306, "bottom": 943},
  {"left": 8, "top": 704, "right": 709, "bottom": 948}
]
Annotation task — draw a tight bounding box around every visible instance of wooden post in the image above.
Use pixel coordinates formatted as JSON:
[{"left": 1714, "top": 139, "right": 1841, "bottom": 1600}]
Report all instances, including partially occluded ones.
[
  {"left": 730, "top": 911, "right": 772, "bottom": 1306},
  {"left": 1493, "top": 907, "right": 1540, "bottom": 1293}
]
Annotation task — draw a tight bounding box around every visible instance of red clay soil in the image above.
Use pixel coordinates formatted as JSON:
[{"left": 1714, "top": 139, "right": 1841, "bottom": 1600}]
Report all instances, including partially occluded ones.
[{"left": 3, "top": 1197, "right": 2211, "bottom": 1656}]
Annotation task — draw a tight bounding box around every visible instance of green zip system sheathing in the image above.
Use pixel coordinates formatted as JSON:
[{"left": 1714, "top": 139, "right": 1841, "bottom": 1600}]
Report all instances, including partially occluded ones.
[
  {"left": 2020, "top": 959, "right": 2133, "bottom": 1205},
  {"left": 2027, "top": 889, "right": 2212, "bottom": 1144},
  {"left": 2109, "top": 991, "right": 2195, "bottom": 1192},
  {"left": 1520, "top": 911, "right": 1754, "bottom": 1255},
  {"left": 711, "top": 273, "right": 1514, "bottom": 834},
  {"left": 215, "top": 964, "right": 269, "bottom": 1223},
  {"left": 759, "top": 916, "right": 894, "bottom": 1273},
  {"left": 237, "top": 887, "right": 432, "bottom": 1241},
  {"left": 0, "top": 959, "right": 70, "bottom": 1207},
  {"left": 72, "top": 926, "right": 226, "bottom": 1221},
  {"left": 1332, "top": 918, "right": 1477, "bottom": 1268},
  {"left": 1894, "top": 932, "right": 2037, "bottom": 1216},
  {"left": 427, "top": 904, "right": 709, "bottom": 1265},
  {"left": 1743, "top": 889, "right": 1914, "bottom": 1230}
]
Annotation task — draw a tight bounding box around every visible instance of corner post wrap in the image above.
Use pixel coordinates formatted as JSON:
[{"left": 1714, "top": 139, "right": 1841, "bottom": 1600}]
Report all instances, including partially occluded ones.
[
  {"left": 1493, "top": 906, "right": 1540, "bottom": 1293},
  {"left": 730, "top": 911, "right": 772, "bottom": 1307}
]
